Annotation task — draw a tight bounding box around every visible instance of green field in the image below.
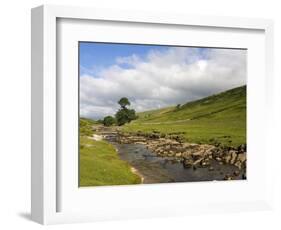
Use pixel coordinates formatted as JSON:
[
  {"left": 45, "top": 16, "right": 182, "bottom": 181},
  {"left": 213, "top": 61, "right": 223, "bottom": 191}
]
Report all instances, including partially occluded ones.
[
  {"left": 79, "top": 118, "right": 141, "bottom": 186},
  {"left": 122, "top": 85, "right": 246, "bottom": 147}
]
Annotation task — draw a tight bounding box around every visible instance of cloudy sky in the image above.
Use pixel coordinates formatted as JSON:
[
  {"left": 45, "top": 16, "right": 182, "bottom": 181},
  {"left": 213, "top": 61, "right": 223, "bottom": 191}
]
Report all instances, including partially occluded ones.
[{"left": 79, "top": 42, "right": 246, "bottom": 119}]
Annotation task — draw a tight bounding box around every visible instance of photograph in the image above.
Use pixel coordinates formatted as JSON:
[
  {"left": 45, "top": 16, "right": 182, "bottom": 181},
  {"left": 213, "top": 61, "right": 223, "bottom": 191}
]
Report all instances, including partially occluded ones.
[{"left": 79, "top": 42, "right": 247, "bottom": 187}]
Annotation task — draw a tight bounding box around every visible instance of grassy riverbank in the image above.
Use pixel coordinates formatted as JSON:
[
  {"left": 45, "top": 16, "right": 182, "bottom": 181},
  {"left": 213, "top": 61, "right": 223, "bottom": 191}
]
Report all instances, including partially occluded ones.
[
  {"left": 122, "top": 86, "right": 246, "bottom": 147},
  {"left": 79, "top": 119, "right": 141, "bottom": 186}
]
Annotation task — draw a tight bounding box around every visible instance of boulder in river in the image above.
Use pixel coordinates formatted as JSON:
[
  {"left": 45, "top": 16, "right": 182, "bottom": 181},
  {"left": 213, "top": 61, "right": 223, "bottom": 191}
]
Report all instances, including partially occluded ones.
[
  {"left": 208, "top": 166, "right": 214, "bottom": 171},
  {"left": 200, "top": 159, "right": 210, "bottom": 167},
  {"left": 230, "top": 150, "right": 238, "bottom": 164},
  {"left": 183, "top": 158, "right": 193, "bottom": 168},
  {"left": 233, "top": 170, "right": 240, "bottom": 176},
  {"left": 224, "top": 174, "right": 233, "bottom": 180},
  {"left": 175, "top": 152, "right": 182, "bottom": 158},
  {"left": 234, "top": 153, "right": 246, "bottom": 169}
]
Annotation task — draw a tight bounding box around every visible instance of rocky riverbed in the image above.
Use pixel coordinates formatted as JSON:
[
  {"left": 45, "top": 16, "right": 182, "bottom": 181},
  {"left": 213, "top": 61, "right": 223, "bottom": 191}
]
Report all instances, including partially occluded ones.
[{"left": 116, "top": 132, "right": 247, "bottom": 181}]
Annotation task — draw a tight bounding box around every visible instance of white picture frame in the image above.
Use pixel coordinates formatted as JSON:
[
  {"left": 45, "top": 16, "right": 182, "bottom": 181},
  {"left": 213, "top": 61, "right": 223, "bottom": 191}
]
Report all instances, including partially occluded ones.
[{"left": 31, "top": 4, "right": 274, "bottom": 225}]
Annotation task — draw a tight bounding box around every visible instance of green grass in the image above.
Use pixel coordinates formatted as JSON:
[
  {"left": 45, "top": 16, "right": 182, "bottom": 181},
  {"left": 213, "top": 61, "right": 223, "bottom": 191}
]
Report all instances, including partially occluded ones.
[
  {"left": 79, "top": 136, "right": 141, "bottom": 186},
  {"left": 122, "top": 85, "right": 246, "bottom": 147},
  {"left": 79, "top": 117, "right": 97, "bottom": 136}
]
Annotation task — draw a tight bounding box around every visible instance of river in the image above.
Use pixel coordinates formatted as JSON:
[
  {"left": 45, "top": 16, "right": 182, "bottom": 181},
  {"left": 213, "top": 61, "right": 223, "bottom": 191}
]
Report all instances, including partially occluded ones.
[{"left": 104, "top": 134, "right": 244, "bottom": 184}]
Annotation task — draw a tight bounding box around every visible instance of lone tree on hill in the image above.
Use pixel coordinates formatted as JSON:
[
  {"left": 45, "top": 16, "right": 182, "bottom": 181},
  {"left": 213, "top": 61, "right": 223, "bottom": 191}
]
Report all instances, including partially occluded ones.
[
  {"left": 115, "top": 97, "right": 137, "bottom": 126},
  {"left": 118, "top": 97, "right": 130, "bottom": 109}
]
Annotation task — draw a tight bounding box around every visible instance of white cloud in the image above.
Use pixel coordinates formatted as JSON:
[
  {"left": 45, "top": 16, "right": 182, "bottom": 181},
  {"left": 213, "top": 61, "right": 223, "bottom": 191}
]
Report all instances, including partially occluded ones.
[
  {"left": 116, "top": 54, "right": 140, "bottom": 66},
  {"left": 80, "top": 47, "right": 246, "bottom": 119}
]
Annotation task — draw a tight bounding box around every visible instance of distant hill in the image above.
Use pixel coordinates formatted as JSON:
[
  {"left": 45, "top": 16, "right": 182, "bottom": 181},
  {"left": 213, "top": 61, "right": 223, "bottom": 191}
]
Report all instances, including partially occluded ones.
[{"left": 122, "top": 85, "right": 246, "bottom": 147}]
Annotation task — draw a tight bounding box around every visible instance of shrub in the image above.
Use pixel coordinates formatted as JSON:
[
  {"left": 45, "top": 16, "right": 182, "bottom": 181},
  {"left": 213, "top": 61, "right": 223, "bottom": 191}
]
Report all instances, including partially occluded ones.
[{"left": 103, "top": 116, "right": 115, "bottom": 127}]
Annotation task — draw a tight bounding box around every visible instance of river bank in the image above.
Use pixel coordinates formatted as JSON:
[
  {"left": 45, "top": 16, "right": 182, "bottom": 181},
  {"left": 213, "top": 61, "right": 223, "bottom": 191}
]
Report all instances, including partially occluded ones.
[{"left": 79, "top": 135, "right": 142, "bottom": 186}]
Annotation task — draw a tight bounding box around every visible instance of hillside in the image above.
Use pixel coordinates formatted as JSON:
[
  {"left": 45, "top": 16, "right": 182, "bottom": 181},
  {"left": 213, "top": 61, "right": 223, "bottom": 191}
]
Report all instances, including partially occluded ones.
[
  {"left": 80, "top": 117, "right": 98, "bottom": 136},
  {"left": 122, "top": 85, "right": 246, "bottom": 147}
]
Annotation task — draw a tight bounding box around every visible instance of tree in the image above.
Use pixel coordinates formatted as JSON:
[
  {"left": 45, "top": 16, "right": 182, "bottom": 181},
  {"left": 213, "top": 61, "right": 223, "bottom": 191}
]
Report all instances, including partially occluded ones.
[
  {"left": 115, "top": 98, "right": 137, "bottom": 126},
  {"left": 103, "top": 116, "right": 115, "bottom": 127},
  {"left": 127, "top": 109, "right": 137, "bottom": 121},
  {"left": 118, "top": 97, "right": 130, "bottom": 109},
  {"left": 115, "top": 109, "right": 128, "bottom": 126}
]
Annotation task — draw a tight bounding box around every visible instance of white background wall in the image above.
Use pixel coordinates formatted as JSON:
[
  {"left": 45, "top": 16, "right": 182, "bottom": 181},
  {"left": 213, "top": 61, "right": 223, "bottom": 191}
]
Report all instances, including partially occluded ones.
[{"left": 0, "top": 0, "right": 280, "bottom": 229}]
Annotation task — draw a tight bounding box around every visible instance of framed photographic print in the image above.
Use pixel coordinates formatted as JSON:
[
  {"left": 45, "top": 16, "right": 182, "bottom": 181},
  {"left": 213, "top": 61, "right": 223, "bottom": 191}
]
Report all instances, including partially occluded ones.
[{"left": 31, "top": 5, "right": 274, "bottom": 225}]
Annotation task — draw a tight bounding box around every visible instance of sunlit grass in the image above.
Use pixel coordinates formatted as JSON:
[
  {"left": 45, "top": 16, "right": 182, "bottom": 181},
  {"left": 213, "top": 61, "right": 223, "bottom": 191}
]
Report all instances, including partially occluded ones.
[
  {"left": 122, "top": 86, "right": 246, "bottom": 147},
  {"left": 79, "top": 136, "right": 141, "bottom": 186}
]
